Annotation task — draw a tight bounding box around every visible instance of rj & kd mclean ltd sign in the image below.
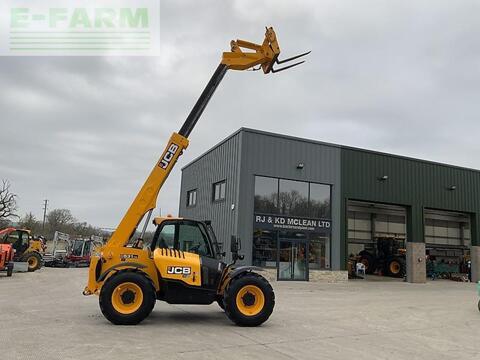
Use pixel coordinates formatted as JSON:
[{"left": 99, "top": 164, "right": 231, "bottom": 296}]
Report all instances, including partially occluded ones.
[{"left": 254, "top": 214, "right": 331, "bottom": 232}]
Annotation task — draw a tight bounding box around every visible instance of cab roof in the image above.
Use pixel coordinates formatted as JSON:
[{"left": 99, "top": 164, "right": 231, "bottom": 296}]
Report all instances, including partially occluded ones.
[
  {"left": 153, "top": 215, "right": 183, "bottom": 226},
  {"left": 0, "top": 227, "right": 30, "bottom": 236}
]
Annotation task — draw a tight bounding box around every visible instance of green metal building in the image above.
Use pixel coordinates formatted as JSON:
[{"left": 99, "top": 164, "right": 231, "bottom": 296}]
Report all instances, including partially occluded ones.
[{"left": 180, "top": 128, "right": 480, "bottom": 282}]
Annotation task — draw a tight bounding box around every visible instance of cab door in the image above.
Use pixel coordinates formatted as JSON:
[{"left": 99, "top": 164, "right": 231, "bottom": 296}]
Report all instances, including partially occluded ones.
[
  {"left": 176, "top": 221, "right": 214, "bottom": 258},
  {"left": 176, "top": 221, "right": 225, "bottom": 290},
  {"left": 152, "top": 220, "right": 224, "bottom": 290},
  {"left": 151, "top": 220, "right": 214, "bottom": 258}
]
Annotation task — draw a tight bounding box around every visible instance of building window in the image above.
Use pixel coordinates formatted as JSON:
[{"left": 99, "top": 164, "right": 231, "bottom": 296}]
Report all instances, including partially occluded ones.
[
  {"left": 254, "top": 176, "right": 279, "bottom": 214},
  {"left": 309, "top": 183, "right": 331, "bottom": 218},
  {"left": 253, "top": 176, "right": 331, "bottom": 219},
  {"left": 186, "top": 189, "right": 197, "bottom": 207},
  {"left": 279, "top": 179, "right": 309, "bottom": 217},
  {"left": 309, "top": 233, "right": 331, "bottom": 269},
  {"left": 253, "top": 176, "right": 332, "bottom": 271},
  {"left": 253, "top": 229, "right": 277, "bottom": 268},
  {"left": 212, "top": 180, "right": 226, "bottom": 202}
]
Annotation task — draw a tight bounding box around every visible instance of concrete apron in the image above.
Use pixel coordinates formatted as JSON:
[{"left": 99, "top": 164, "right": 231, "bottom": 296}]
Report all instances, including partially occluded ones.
[{"left": 406, "top": 242, "right": 426, "bottom": 283}]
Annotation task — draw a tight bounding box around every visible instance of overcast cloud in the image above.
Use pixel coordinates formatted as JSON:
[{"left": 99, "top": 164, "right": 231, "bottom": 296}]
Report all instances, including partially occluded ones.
[{"left": 1, "top": 0, "right": 480, "bottom": 229}]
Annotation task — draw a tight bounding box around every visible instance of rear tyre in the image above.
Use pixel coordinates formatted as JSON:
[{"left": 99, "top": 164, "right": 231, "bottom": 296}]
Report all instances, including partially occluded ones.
[
  {"left": 386, "top": 257, "right": 406, "bottom": 278},
  {"left": 217, "top": 297, "right": 225, "bottom": 311},
  {"left": 25, "top": 252, "right": 42, "bottom": 272},
  {"left": 224, "top": 273, "right": 275, "bottom": 327},
  {"left": 359, "top": 252, "right": 376, "bottom": 274},
  {"left": 99, "top": 271, "right": 156, "bottom": 325},
  {"left": 6, "top": 263, "right": 13, "bottom": 277},
  {"left": 478, "top": 299, "right": 480, "bottom": 312}
]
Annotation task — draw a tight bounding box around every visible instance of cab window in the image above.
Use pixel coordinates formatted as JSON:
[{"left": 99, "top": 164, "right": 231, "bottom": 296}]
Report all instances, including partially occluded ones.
[
  {"left": 156, "top": 224, "right": 175, "bottom": 249},
  {"left": 72, "top": 240, "right": 84, "bottom": 256},
  {"left": 84, "top": 241, "right": 92, "bottom": 255},
  {"left": 7, "top": 231, "right": 28, "bottom": 253},
  {"left": 178, "top": 223, "right": 212, "bottom": 257}
]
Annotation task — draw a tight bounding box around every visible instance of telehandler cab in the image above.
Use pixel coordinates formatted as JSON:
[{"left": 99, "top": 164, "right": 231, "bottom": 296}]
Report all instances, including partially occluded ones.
[{"left": 83, "top": 27, "right": 309, "bottom": 326}]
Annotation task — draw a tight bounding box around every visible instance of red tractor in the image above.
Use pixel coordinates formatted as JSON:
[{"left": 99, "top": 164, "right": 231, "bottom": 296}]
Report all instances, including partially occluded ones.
[{"left": 0, "top": 243, "right": 14, "bottom": 277}]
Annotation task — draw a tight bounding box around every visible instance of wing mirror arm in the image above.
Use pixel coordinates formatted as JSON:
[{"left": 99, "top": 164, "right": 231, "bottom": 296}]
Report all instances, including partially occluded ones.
[{"left": 230, "top": 236, "right": 244, "bottom": 265}]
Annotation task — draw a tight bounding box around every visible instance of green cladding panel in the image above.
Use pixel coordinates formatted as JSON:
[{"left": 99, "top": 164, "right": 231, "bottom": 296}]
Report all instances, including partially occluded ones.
[{"left": 341, "top": 148, "right": 480, "bottom": 267}]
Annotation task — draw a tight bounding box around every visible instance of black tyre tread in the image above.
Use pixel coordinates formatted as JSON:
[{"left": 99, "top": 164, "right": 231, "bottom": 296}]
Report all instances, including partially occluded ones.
[
  {"left": 359, "top": 253, "right": 376, "bottom": 274},
  {"left": 24, "top": 252, "right": 42, "bottom": 272},
  {"left": 217, "top": 297, "right": 225, "bottom": 311},
  {"left": 6, "top": 264, "right": 13, "bottom": 277},
  {"left": 224, "top": 272, "right": 275, "bottom": 327},
  {"left": 99, "top": 271, "right": 156, "bottom": 325}
]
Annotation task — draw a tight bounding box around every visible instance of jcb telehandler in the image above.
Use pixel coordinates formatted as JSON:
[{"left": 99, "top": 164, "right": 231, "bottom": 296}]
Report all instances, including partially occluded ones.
[
  {"left": 0, "top": 228, "right": 45, "bottom": 272},
  {"left": 83, "top": 27, "right": 309, "bottom": 326}
]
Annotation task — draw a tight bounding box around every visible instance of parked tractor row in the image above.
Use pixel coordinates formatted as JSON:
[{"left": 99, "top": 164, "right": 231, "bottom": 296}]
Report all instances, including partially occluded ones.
[
  {"left": 0, "top": 227, "right": 104, "bottom": 277},
  {"left": 0, "top": 227, "right": 45, "bottom": 273},
  {"left": 44, "top": 231, "right": 102, "bottom": 268}
]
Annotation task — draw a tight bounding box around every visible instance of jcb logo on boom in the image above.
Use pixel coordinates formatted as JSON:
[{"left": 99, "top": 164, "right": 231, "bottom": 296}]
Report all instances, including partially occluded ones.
[
  {"left": 167, "top": 266, "right": 191, "bottom": 275},
  {"left": 158, "top": 143, "right": 179, "bottom": 169}
]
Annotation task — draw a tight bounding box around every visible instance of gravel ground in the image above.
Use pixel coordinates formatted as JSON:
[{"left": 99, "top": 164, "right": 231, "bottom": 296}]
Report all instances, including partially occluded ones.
[{"left": 0, "top": 267, "right": 479, "bottom": 360}]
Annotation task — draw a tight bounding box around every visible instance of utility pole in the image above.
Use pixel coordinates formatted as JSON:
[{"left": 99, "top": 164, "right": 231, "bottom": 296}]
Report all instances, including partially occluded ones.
[{"left": 42, "top": 199, "right": 48, "bottom": 232}]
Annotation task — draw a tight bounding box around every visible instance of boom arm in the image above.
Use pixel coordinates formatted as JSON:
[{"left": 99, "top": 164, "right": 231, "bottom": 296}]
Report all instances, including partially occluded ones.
[{"left": 105, "top": 27, "right": 309, "bottom": 248}]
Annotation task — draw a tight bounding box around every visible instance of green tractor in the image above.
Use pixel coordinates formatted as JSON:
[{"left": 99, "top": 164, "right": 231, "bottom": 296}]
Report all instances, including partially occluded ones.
[{"left": 477, "top": 282, "right": 480, "bottom": 312}]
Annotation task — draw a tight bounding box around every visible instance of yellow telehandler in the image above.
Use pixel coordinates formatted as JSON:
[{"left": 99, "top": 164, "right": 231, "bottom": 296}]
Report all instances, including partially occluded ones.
[
  {"left": 83, "top": 27, "right": 309, "bottom": 326},
  {"left": 0, "top": 228, "right": 45, "bottom": 271}
]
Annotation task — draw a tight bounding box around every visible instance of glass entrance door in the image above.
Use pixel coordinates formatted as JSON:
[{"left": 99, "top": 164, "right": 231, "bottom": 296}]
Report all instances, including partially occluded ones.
[{"left": 277, "top": 240, "right": 308, "bottom": 281}]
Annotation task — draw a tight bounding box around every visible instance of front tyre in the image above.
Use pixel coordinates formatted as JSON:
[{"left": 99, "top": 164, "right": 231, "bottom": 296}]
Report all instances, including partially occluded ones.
[
  {"left": 99, "top": 271, "right": 156, "bottom": 325},
  {"left": 224, "top": 273, "right": 275, "bottom": 327},
  {"left": 25, "top": 252, "right": 42, "bottom": 272}
]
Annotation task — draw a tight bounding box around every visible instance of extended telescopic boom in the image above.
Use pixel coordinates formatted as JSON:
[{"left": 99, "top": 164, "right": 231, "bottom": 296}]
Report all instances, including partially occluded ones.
[{"left": 106, "top": 27, "right": 310, "bottom": 248}]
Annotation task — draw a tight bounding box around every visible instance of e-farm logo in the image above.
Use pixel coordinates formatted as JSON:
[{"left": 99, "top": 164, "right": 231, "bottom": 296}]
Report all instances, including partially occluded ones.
[{"left": 0, "top": 0, "right": 160, "bottom": 56}]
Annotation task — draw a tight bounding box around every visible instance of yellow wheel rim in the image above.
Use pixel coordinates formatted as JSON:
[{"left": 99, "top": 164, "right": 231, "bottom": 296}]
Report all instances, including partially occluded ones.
[
  {"left": 111, "top": 282, "right": 144, "bottom": 315},
  {"left": 235, "top": 285, "right": 265, "bottom": 317},
  {"left": 390, "top": 261, "right": 400, "bottom": 274},
  {"left": 28, "top": 256, "right": 38, "bottom": 269}
]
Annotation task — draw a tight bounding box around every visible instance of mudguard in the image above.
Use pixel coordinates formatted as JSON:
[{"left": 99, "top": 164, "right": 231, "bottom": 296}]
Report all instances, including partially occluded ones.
[
  {"left": 229, "top": 266, "right": 264, "bottom": 280},
  {"left": 97, "top": 262, "right": 147, "bottom": 282}
]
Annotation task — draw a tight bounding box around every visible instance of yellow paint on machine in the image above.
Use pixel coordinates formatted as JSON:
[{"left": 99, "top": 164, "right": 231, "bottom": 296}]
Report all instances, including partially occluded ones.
[
  {"left": 153, "top": 248, "right": 201, "bottom": 287},
  {"left": 86, "top": 246, "right": 161, "bottom": 295}
]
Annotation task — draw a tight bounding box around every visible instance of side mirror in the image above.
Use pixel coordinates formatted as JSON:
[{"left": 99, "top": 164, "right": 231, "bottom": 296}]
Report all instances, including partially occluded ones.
[
  {"left": 230, "top": 236, "right": 244, "bottom": 262},
  {"left": 216, "top": 243, "right": 226, "bottom": 257},
  {"left": 230, "top": 236, "right": 241, "bottom": 253}
]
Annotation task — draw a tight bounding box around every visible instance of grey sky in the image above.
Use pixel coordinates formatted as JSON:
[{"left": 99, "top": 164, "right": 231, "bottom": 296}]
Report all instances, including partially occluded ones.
[{"left": 1, "top": 0, "right": 480, "bottom": 229}]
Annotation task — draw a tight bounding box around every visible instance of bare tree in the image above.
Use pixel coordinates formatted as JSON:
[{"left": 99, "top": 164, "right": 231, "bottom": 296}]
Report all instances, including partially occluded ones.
[
  {"left": 279, "top": 190, "right": 309, "bottom": 216},
  {"left": 45, "top": 208, "right": 76, "bottom": 238},
  {"left": 0, "top": 218, "right": 10, "bottom": 229},
  {"left": 0, "top": 179, "right": 17, "bottom": 220},
  {"left": 19, "top": 212, "right": 42, "bottom": 234}
]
